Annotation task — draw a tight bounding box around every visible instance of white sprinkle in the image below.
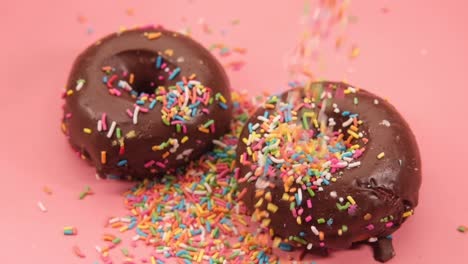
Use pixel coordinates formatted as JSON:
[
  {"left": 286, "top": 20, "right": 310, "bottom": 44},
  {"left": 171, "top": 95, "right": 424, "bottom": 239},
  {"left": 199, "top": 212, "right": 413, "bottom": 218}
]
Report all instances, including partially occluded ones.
[
  {"left": 339, "top": 197, "right": 344, "bottom": 203},
  {"left": 251, "top": 123, "right": 260, "bottom": 131},
  {"left": 322, "top": 160, "right": 332, "bottom": 168},
  {"left": 334, "top": 107, "right": 340, "bottom": 113},
  {"left": 347, "top": 86, "right": 357, "bottom": 93},
  {"left": 212, "top": 139, "right": 228, "bottom": 148},
  {"left": 75, "top": 79, "right": 85, "bottom": 91},
  {"left": 120, "top": 217, "right": 132, "bottom": 223},
  {"left": 374, "top": 99, "right": 379, "bottom": 105},
  {"left": 269, "top": 156, "right": 285, "bottom": 164},
  {"left": 243, "top": 172, "right": 253, "bottom": 181},
  {"left": 204, "top": 183, "right": 212, "bottom": 194},
  {"left": 132, "top": 235, "right": 140, "bottom": 241},
  {"left": 95, "top": 246, "right": 102, "bottom": 253},
  {"left": 342, "top": 117, "right": 354, "bottom": 127},
  {"left": 97, "top": 120, "right": 103, "bottom": 132},
  {"left": 311, "top": 226, "right": 319, "bottom": 236},
  {"left": 37, "top": 201, "right": 47, "bottom": 212},
  {"left": 255, "top": 177, "right": 270, "bottom": 189},
  {"left": 133, "top": 106, "right": 140, "bottom": 125},
  {"left": 343, "top": 157, "right": 353, "bottom": 162},
  {"left": 108, "top": 217, "right": 119, "bottom": 224},
  {"left": 307, "top": 243, "right": 313, "bottom": 250},
  {"left": 257, "top": 116, "right": 269, "bottom": 122},
  {"left": 380, "top": 120, "right": 391, "bottom": 127},
  {"left": 106, "top": 121, "right": 117, "bottom": 138},
  {"left": 193, "top": 190, "right": 207, "bottom": 195},
  {"left": 348, "top": 161, "right": 361, "bottom": 168},
  {"left": 298, "top": 189, "right": 303, "bottom": 204},
  {"left": 330, "top": 191, "right": 337, "bottom": 198},
  {"left": 368, "top": 237, "right": 378, "bottom": 243},
  {"left": 177, "top": 56, "right": 185, "bottom": 63}
]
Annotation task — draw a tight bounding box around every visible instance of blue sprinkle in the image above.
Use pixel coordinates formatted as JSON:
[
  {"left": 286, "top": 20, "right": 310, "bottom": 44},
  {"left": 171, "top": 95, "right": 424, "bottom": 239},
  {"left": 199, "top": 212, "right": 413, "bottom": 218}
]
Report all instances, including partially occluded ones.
[
  {"left": 102, "top": 76, "right": 108, "bottom": 83},
  {"left": 327, "top": 218, "right": 334, "bottom": 226},
  {"left": 157, "top": 260, "right": 165, "bottom": 264},
  {"left": 299, "top": 231, "right": 306, "bottom": 237},
  {"left": 117, "top": 160, "right": 128, "bottom": 167},
  {"left": 136, "top": 228, "right": 148, "bottom": 237},
  {"left": 323, "top": 179, "right": 330, "bottom": 185},
  {"left": 342, "top": 111, "right": 351, "bottom": 116},
  {"left": 206, "top": 221, "right": 211, "bottom": 232},
  {"left": 136, "top": 100, "right": 145, "bottom": 105},
  {"left": 169, "top": 67, "right": 181, "bottom": 80},
  {"left": 156, "top": 56, "right": 162, "bottom": 69},
  {"left": 128, "top": 221, "right": 136, "bottom": 229},
  {"left": 150, "top": 100, "right": 157, "bottom": 109},
  {"left": 176, "top": 250, "right": 189, "bottom": 257},
  {"left": 263, "top": 111, "right": 269, "bottom": 118},
  {"left": 183, "top": 260, "right": 192, "bottom": 264},
  {"left": 279, "top": 243, "right": 293, "bottom": 251},
  {"left": 164, "top": 252, "right": 171, "bottom": 258},
  {"left": 218, "top": 102, "right": 228, "bottom": 110}
]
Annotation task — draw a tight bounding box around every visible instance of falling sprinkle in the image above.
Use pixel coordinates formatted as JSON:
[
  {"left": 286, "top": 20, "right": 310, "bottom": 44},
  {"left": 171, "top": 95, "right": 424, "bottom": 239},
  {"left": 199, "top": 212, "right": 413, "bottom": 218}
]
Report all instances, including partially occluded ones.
[
  {"left": 79, "top": 186, "right": 93, "bottom": 200},
  {"left": 458, "top": 225, "right": 467, "bottom": 233},
  {"left": 37, "top": 201, "right": 47, "bottom": 212},
  {"left": 73, "top": 246, "right": 86, "bottom": 258}
]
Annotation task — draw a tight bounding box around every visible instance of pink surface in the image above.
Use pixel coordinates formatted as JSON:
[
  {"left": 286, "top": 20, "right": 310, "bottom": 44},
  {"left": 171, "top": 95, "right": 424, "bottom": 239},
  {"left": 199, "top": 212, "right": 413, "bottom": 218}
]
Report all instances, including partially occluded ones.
[{"left": 1, "top": 0, "right": 468, "bottom": 263}]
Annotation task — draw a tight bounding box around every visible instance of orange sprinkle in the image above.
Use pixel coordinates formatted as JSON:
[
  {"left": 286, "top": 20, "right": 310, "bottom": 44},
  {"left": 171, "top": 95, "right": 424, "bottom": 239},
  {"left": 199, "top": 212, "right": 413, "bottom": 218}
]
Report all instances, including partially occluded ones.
[
  {"left": 146, "top": 32, "right": 162, "bottom": 40},
  {"left": 101, "top": 151, "right": 107, "bottom": 164},
  {"left": 129, "top": 74, "right": 135, "bottom": 84}
]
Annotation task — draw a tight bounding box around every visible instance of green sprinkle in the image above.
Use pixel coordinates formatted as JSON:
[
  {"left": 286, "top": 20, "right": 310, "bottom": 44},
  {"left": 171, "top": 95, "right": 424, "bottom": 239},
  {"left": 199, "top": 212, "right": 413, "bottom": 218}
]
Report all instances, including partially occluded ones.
[
  {"left": 342, "top": 225, "right": 348, "bottom": 232},
  {"left": 307, "top": 188, "right": 315, "bottom": 197},
  {"left": 336, "top": 202, "right": 351, "bottom": 211},
  {"left": 317, "top": 218, "right": 326, "bottom": 224},
  {"left": 112, "top": 237, "right": 121, "bottom": 244},
  {"left": 116, "top": 127, "right": 121, "bottom": 138},
  {"left": 457, "top": 226, "right": 467, "bottom": 233},
  {"left": 121, "top": 248, "right": 129, "bottom": 256},
  {"left": 203, "top": 119, "right": 215, "bottom": 128}
]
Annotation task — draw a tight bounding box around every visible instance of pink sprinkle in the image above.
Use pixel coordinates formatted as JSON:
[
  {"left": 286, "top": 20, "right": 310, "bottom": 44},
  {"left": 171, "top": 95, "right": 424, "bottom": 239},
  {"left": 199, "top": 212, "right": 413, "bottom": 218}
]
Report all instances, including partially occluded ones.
[
  {"left": 292, "top": 208, "right": 297, "bottom": 218},
  {"left": 298, "top": 208, "right": 304, "bottom": 216},
  {"left": 353, "top": 149, "right": 363, "bottom": 158},
  {"left": 161, "top": 63, "right": 167, "bottom": 69},
  {"left": 65, "top": 113, "right": 72, "bottom": 119},
  {"left": 210, "top": 123, "right": 216, "bottom": 133},
  {"left": 305, "top": 215, "right": 312, "bottom": 222},
  {"left": 386, "top": 222, "right": 394, "bottom": 228},
  {"left": 155, "top": 162, "right": 166, "bottom": 168},
  {"left": 158, "top": 76, "right": 164, "bottom": 80},
  {"left": 307, "top": 199, "right": 312, "bottom": 208},
  {"left": 144, "top": 160, "right": 155, "bottom": 168},
  {"left": 202, "top": 108, "right": 210, "bottom": 114},
  {"left": 101, "top": 113, "right": 108, "bottom": 131},
  {"left": 126, "top": 109, "right": 134, "bottom": 117},
  {"left": 123, "top": 72, "right": 128, "bottom": 77},
  {"left": 319, "top": 242, "right": 325, "bottom": 247},
  {"left": 366, "top": 224, "right": 375, "bottom": 231}
]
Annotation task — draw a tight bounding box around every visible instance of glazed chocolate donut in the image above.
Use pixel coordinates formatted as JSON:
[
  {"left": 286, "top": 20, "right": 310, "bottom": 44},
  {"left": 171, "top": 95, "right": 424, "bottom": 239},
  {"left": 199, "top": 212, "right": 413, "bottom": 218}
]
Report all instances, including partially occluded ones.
[
  {"left": 237, "top": 82, "right": 421, "bottom": 262},
  {"left": 61, "top": 27, "right": 232, "bottom": 178}
]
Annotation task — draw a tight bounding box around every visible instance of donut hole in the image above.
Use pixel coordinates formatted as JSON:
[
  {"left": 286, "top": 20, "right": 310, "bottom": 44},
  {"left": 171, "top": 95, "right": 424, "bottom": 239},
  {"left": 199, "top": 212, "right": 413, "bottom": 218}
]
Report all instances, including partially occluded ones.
[{"left": 106, "top": 50, "right": 176, "bottom": 95}]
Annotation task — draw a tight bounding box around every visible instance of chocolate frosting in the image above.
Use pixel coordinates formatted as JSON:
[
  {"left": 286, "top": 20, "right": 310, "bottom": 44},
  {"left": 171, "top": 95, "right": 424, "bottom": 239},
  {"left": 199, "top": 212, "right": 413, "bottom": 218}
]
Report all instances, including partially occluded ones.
[
  {"left": 62, "top": 27, "right": 232, "bottom": 178},
  {"left": 237, "top": 82, "right": 421, "bottom": 252}
]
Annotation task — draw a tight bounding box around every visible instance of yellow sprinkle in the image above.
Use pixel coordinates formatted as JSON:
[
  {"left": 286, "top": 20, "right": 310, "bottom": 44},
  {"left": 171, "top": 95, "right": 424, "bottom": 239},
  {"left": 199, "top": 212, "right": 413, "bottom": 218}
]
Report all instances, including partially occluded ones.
[
  {"left": 267, "top": 203, "right": 278, "bottom": 213},
  {"left": 262, "top": 218, "right": 271, "bottom": 227},
  {"left": 83, "top": 128, "right": 92, "bottom": 134},
  {"left": 164, "top": 49, "right": 174, "bottom": 56},
  {"left": 66, "top": 90, "right": 74, "bottom": 96},
  {"left": 347, "top": 130, "right": 360, "bottom": 139},
  {"left": 347, "top": 196, "right": 356, "bottom": 205},
  {"left": 403, "top": 210, "right": 413, "bottom": 218},
  {"left": 331, "top": 177, "right": 337, "bottom": 182},
  {"left": 181, "top": 136, "right": 189, "bottom": 143},
  {"left": 189, "top": 73, "right": 197, "bottom": 80},
  {"left": 273, "top": 237, "right": 282, "bottom": 247},
  {"left": 282, "top": 193, "right": 290, "bottom": 201},
  {"left": 254, "top": 198, "right": 264, "bottom": 208},
  {"left": 197, "top": 249, "right": 204, "bottom": 262},
  {"left": 150, "top": 256, "right": 156, "bottom": 264},
  {"left": 377, "top": 152, "right": 385, "bottom": 159},
  {"left": 146, "top": 32, "right": 162, "bottom": 40},
  {"left": 219, "top": 95, "right": 227, "bottom": 103},
  {"left": 101, "top": 151, "right": 107, "bottom": 164},
  {"left": 338, "top": 229, "right": 343, "bottom": 236},
  {"left": 265, "top": 192, "right": 272, "bottom": 202},
  {"left": 296, "top": 216, "right": 302, "bottom": 225},
  {"left": 119, "top": 226, "right": 128, "bottom": 232}
]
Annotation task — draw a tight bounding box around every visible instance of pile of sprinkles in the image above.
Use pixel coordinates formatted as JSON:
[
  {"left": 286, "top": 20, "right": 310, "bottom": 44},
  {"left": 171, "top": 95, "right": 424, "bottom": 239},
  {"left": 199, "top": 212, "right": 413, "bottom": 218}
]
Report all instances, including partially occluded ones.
[{"left": 93, "top": 92, "right": 280, "bottom": 263}]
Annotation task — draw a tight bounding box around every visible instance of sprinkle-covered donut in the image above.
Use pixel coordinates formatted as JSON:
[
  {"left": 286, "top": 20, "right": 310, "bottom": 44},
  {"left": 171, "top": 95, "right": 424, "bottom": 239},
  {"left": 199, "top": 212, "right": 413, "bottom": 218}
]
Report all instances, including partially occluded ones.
[
  {"left": 237, "top": 82, "right": 421, "bottom": 262},
  {"left": 61, "top": 27, "right": 232, "bottom": 178}
]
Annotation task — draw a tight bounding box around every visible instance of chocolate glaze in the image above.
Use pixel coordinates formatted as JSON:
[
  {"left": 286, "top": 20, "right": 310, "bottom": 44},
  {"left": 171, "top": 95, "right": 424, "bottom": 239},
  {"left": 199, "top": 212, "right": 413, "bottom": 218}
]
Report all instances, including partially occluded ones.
[
  {"left": 62, "top": 27, "right": 232, "bottom": 178},
  {"left": 237, "top": 82, "right": 421, "bottom": 259}
]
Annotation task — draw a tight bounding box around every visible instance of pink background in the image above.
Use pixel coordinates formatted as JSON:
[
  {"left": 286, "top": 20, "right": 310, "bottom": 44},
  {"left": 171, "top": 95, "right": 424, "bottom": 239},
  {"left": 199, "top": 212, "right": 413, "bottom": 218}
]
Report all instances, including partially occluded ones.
[{"left": 1, "top": 0, "right": 468, "bottom": 263}]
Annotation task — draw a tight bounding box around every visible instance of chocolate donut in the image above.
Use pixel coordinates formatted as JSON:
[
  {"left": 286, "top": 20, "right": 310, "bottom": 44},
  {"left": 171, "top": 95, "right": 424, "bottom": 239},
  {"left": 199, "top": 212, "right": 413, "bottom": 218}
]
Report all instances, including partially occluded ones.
[
  {"left": 237, "top": 82, "right": 421, "bottom": 262},
  {"left": 61, "top": 27, "right": 232, "bottom": 178}
]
